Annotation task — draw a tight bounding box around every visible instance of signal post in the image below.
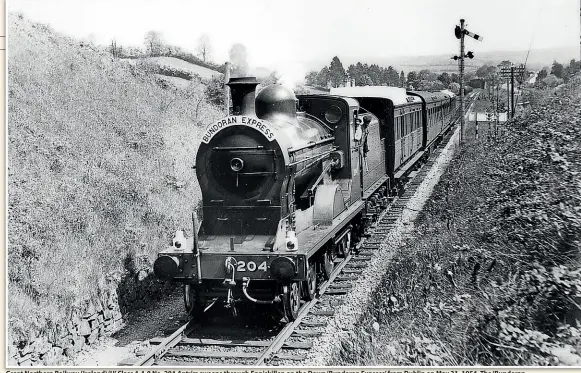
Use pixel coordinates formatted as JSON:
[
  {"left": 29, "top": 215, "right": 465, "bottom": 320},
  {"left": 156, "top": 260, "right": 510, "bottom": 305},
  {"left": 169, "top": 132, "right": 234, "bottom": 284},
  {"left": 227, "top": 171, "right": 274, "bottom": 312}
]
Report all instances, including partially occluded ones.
[{"left": 453, "top": 19, "right": 482, "bottom": 145}]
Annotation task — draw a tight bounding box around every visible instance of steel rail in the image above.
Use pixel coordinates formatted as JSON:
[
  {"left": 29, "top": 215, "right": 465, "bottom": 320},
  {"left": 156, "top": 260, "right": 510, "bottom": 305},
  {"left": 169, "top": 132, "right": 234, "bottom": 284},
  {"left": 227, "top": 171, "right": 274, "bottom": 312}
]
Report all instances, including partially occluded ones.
[{"left": 134, "top": 321, "right": 195, "bottom": 366}]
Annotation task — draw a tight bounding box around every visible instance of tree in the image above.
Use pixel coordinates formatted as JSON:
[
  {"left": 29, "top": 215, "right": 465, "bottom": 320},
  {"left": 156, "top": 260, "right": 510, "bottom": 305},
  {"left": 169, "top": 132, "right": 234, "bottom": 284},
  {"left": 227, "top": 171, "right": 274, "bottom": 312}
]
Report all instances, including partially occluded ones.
[
  {"left": 449, "top": 82, "right": 460, "bottom": 94},
  {"left": 229, "top": 43, "right": 249, "bottom": 77},
  {"left": 542, "top": 74, "right": 564, "bottom": 87},
  {"left": 205, "top": 75, "right": 225, "bottom": 107},
  {"left": 498, "top": 60, "right": 512, "bottom": 69},
  {"left": 144, "top": 30, "right": 164, "bottom": 56},
  {"left": 464, "top": 71, "right": 476, "bottom": 82},
  {"left": 418, "top": 69, "right": 436, "bottom": 81},
  {"left": 568, "top": 59, "right": 581, "bottom": 76},
  {"left": 165, "top": 44, "right": 182, "bottom": 56},
  {"left": 329, "top": 56, "right": 346, "bottom": 88},
  {"left": 476, "top": 64, "right": 496, "bottom": 79},
  {"left": 407, "top": 71, "right": 418, "bottom": 85},
  {"left": 109, "top": 39, "right": 121, "bottom": 59},
  {"left": 535, "top": 69, "right": 549, "bottom": 85},
  {"left": 304, "top": 71, "right": 318, "bottom": 86},
  {"left": 361, "top": 74, "right": 373, "bottom": 86},
  {"left": 261, "top": 71, "right": 279, "bottom": 86},
  {"left": 399, "top": 71, "right": 406, "bottom": 88},
  {"left": 450, "top": 73, "right": 459, "bottom": 83},
  {"left": 438, "top": 72, "right": 451, "bottom": 86},
  {"left": 316, "top": 66, "right": 330, "bottom": 87},
  {"left": 347, "top": 64, "right": 358, "bottom": 86},
  {"left": 416, "top": 80, "right": 445, "bottom": 91},
  {"left": 551, "top": 61, "right": 564, "bottom": 79},
  {"left": 196, "top": 34, "right": 212, "bottom": 62},
  {"left": 368, "top": 64, "right": 381, "bottom": 85},
  {"left": 386, "top": 66, "right": 399, "bottom": 86},
  {"left": 354, "top": 62, "right": 365, "bottom": 85}
]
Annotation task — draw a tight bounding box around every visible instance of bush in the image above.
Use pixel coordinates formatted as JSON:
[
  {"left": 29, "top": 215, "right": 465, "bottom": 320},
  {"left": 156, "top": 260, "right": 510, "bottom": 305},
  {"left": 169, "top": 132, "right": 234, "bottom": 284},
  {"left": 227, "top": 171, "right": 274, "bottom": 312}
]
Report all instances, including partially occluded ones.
[{"left": 205, "top": 75, "right": 226, "bottom": 107}]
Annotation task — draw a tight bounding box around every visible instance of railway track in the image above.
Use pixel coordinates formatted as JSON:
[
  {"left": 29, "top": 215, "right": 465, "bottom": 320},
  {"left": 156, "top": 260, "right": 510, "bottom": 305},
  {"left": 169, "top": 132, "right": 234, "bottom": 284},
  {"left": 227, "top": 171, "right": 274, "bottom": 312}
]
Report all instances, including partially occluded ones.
[{"left": 124, "top": 99, "right": 474, "bottom": 367}]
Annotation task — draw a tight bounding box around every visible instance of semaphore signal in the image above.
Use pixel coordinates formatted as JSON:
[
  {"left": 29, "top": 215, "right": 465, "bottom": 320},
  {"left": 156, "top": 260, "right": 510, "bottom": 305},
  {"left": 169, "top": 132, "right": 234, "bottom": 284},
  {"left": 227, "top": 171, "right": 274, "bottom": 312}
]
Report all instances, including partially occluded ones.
[
  {"left": 452, "top": 19, "right": 483, "bottom": 145},
  {"left": 463, "top": 29, "right": 483, "bottom": 42}
]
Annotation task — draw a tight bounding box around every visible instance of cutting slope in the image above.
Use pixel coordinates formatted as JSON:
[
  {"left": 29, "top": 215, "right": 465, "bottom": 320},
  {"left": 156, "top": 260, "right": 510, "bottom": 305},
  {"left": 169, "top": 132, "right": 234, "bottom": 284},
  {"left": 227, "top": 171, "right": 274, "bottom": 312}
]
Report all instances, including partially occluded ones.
[{"left": 7, "top": 13, "right": 222, "bottom": 346}]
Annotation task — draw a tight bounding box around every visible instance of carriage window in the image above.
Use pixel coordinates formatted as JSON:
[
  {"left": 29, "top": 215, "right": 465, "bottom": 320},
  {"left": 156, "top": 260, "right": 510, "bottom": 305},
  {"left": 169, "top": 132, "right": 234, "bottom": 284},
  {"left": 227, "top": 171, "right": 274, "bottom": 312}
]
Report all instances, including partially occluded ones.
[
  {"left": 417, "top": 111, "right": 420, "bottom": 128},
  {"left": 398, "top": 116, "right": 403, "bottom": 138}
]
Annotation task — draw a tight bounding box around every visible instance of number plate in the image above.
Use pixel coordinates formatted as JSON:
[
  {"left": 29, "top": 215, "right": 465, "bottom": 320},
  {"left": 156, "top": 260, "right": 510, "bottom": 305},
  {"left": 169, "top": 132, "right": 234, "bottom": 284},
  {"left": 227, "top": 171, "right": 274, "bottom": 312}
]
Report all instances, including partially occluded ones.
[{"left": 236, "top": 260, "right": 268, "bottom": 272}]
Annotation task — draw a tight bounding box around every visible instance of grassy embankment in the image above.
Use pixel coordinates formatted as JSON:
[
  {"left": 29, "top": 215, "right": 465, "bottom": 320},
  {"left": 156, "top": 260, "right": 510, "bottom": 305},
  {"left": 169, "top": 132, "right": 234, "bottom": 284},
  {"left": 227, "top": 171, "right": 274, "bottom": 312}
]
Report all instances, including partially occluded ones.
[
  {"left": 336, "top": 76, "right": 581, "bottom": 365},
  {"left": 8, "top": 14, "right": 223, "bottom": 346}
]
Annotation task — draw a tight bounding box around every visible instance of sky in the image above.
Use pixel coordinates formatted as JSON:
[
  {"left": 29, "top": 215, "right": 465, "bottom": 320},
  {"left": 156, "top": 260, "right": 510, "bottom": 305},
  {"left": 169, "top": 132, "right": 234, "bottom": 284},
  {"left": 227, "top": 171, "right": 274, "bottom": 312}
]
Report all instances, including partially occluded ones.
[{"left": 8, "top": 0, "right": 581, "bottom": 84}]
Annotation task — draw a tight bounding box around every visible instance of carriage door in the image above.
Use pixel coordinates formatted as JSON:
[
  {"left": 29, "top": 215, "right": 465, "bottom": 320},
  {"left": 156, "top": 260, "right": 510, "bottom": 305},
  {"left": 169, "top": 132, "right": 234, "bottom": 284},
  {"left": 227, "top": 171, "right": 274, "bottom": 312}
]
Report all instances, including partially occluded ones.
[
  {"left": 405, "top": 114, "right": 416, "bottom": 155},
  {"left": 400, "top": 115, "right": 405, "bottom": 162}
]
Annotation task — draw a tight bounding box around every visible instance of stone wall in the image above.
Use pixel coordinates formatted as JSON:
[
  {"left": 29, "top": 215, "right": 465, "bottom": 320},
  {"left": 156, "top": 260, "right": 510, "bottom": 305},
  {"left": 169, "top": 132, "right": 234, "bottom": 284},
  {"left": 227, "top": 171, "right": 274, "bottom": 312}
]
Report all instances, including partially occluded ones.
[
  {"left": 11, "top": 289, "right": 123, "bottom": 366},
  {"left": 9, "top": 264, "right": 176, "bottom": 366}
]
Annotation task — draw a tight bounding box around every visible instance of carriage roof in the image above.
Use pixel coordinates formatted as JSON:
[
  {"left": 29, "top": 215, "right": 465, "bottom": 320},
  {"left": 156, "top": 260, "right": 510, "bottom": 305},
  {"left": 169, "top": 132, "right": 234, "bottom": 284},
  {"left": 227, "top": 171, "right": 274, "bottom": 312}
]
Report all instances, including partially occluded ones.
[{"left": 330, "top": 86, "right": 419, "bottom": 106}]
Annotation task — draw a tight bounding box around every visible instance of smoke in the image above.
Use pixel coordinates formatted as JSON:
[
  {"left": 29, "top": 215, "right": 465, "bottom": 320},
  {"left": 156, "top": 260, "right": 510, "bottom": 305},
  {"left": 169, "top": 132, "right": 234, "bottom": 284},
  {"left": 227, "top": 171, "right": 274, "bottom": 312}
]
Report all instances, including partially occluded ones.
[
  {"left": 229, "top": 43, "right": 249, "bottom": 78},
  {"left": 227, "top": 42, "right": 306, "bottom": 91},
  {"left": 274, "top": 61, "right": 307, "bottom": 90}
]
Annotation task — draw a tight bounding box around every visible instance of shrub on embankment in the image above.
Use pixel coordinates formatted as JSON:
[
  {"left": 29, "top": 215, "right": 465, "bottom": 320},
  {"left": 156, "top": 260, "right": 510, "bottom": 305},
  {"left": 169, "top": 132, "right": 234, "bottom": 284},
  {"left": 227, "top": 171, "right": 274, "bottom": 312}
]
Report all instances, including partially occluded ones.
[
  {"left": 335, "top": 75, "right": 581, "bottom": 365},
  {"left": 8, "top": 13, "right": 222, "bottom": 362}
]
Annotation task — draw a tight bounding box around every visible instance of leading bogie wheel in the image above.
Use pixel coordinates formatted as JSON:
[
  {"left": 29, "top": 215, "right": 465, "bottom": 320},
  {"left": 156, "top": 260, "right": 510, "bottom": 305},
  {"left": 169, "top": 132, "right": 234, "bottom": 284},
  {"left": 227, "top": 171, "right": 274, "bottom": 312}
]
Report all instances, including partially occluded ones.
[
  {"left": 283, "top": 282, "right": 301, "bottom": 322},
  {"left": 183, "top": 284, "right": 205, "bottom": 320},
  {"left": 303, "top": 263, "right": 317, "bottom": 301}
]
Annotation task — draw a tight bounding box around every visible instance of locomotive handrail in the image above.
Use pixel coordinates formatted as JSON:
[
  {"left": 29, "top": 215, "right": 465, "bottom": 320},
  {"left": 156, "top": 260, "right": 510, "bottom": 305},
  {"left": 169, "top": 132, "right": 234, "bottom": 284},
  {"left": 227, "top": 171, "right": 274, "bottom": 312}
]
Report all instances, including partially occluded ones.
[
  {"left": 287, "top": 137, "right": 335, "bottom": 153},
  {"left": 235, "top": 171, "right": 277, "bottom": 176},
  {"left": 300, "top": 112, "right": 334, "bottom": 132},
  {"left": 288, "top": 147, "right": 338, "bottom": 167},
  {"left": 212, "top": 146, "right": 267, "bottom": 151}
]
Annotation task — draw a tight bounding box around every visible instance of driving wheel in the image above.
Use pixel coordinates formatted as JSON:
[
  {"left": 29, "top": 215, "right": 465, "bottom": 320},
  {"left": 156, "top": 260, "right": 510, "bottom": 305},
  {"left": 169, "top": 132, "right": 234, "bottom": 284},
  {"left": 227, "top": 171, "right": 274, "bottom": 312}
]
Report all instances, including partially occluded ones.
[
  {"left": 283, "top": 282, "right": 301, "bottom": 321},
  {"left": 323, "top": 248, "right": 335, "bottom": 280}
]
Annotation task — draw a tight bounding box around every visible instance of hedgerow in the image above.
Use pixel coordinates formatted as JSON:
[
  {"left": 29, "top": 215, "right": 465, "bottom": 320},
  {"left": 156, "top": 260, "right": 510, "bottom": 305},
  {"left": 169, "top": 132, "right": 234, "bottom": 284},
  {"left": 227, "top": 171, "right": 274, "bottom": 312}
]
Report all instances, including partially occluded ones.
[{"left": 336, "top": 75, "right": 581, "bottom": 366}]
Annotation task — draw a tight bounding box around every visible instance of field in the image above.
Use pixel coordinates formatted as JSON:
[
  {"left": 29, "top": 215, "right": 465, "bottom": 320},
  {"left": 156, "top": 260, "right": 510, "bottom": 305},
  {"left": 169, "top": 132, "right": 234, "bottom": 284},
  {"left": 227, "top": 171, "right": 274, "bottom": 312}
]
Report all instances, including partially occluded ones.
[
  {"left": 123, "top": 56, "right": 223, "bottom": 85},
  {"left": 7, "top": 13, "right": 223, "bottom": 347}
]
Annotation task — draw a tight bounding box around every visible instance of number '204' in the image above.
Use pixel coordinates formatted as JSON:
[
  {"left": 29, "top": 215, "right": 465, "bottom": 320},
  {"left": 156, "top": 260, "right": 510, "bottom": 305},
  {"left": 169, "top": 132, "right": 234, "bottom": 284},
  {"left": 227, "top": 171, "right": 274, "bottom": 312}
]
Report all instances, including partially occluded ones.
[{"left": 237, "top": 261, "right": 267, "bottom": 272}]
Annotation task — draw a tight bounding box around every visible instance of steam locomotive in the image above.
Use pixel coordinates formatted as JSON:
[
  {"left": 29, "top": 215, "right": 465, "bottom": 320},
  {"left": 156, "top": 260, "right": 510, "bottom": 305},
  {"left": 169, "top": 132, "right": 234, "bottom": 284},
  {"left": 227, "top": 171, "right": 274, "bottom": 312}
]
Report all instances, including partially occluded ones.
[{"left": 153, "top": 77, "right": 457, "bottom": 321}]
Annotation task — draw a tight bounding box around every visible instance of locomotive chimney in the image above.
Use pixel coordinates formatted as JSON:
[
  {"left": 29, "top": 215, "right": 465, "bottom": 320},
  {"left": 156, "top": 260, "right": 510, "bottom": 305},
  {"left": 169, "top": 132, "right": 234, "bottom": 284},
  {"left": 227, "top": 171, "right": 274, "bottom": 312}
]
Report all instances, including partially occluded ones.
[{"left": 226, "top": 77, "right": 260, "bottom": 116}]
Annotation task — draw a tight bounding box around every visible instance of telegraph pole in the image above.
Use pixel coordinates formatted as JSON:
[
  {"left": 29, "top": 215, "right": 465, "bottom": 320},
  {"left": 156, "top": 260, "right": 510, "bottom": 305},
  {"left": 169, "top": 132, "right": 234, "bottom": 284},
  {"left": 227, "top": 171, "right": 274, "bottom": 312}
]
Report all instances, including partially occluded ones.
[
  {"left": 496, "top": 82, "right": 500, "bottom": 134},
  {"left": 507, "top": 77, "right": 511, "bottom": 118},
  {"left": 501, "top": 64, "right": 525, "bottom": 119},
  {"left": 510, "top": 66, "right": 515, "bottom": 118},
  {"left": 453, "top": 19, "right": 482, "bottom": 145}
]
